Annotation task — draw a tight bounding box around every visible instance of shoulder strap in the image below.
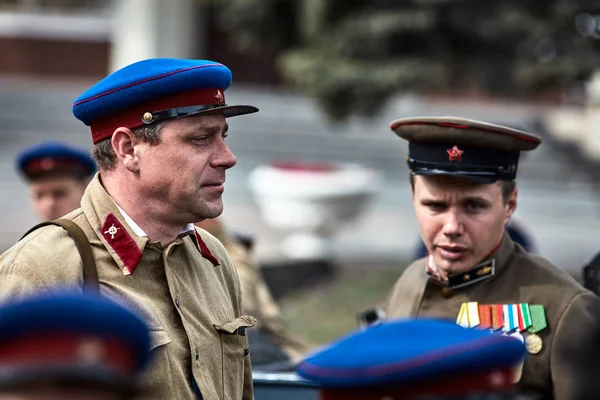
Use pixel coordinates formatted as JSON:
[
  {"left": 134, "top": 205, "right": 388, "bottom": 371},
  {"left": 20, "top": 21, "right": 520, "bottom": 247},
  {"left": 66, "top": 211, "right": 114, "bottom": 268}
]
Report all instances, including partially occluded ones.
[{"left": 21, "top": 219, "right": 100, "bottom": 295}]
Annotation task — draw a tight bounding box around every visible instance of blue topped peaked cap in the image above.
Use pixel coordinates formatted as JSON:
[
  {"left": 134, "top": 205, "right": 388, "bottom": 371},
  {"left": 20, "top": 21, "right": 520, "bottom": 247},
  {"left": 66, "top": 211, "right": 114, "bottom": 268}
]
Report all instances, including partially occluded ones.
[
  {"left": 0, "top": 291, "right": 151, "bottom": 392},
  {"left": 73, "top": 58, "right": 259, "bottom": 144},
  {"left": 297, "top": 318, "right": 525, "bottom": 392},
  {"left": 16, "top": 141, "right": 96, "bottom": 181}
]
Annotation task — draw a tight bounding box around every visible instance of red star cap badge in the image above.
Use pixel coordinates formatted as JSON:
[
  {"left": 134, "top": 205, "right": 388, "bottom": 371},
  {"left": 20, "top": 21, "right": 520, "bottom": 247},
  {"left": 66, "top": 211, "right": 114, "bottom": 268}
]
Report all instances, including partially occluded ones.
[
  {"left": 40, "top": 157, "right": 55, "bottom": 170},
  {"left": 447, "top": 146, "right": 464, "bottom": 161}
]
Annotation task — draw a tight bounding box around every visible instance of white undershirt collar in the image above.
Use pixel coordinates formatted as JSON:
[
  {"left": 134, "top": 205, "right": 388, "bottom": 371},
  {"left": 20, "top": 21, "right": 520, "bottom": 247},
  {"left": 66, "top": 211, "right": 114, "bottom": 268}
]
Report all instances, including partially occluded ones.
[{"left": 112, "top": 200, "right": 194, "bottom": 238}]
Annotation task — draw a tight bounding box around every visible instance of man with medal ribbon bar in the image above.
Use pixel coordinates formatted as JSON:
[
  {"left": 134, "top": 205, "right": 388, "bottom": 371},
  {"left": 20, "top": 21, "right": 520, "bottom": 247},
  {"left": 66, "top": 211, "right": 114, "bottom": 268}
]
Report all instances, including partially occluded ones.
[{"left": 385, "top": 116, "right": 600, "bottom": 400}]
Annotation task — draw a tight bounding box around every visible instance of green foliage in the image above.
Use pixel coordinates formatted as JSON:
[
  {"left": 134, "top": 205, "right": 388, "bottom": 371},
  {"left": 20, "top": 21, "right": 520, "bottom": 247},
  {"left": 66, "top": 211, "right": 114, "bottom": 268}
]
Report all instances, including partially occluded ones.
[{"left": 215, "top": 0, "right": 600, "bottom": 120}]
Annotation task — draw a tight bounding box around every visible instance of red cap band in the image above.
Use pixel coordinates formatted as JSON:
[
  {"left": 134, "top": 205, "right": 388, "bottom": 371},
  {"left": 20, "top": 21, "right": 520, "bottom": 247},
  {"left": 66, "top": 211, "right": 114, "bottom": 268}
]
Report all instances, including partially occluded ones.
[
  {"left": 23, "top": 158, "right": 88, "bottom": 178},
  {"left": 0, "top": 333, "right": 135, "bottom": 375},
  {"left": 320, "top": 368, "right": 514, "bottom": 400},
  {"left": 90, "top": 87, "right": 226, "bottom": 144}
]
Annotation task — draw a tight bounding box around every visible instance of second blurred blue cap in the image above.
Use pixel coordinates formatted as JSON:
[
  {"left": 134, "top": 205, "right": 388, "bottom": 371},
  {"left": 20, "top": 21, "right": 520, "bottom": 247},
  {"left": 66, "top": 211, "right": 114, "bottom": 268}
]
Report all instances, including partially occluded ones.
[
  {"left": 296, "top": 318, "right": 526, "bottom": 388},
  {"left": 16, "top": 141, "right": 96, "bottom": 181}
]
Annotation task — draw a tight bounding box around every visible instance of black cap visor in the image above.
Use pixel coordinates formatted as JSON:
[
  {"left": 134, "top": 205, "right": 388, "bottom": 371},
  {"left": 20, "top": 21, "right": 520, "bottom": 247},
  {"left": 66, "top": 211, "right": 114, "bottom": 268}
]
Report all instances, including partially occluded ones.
[
  {"left": 409, "top": 163, "right": 504, "bottom": 184},
  {"left": 141, "top": 104, "right": 258, "bottom": 125}
]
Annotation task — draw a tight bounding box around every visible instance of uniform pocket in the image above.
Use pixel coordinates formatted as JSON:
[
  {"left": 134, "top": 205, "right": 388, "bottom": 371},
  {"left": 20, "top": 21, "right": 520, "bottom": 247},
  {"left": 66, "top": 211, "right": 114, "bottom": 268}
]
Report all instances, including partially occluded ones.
[{"left": 213, "top": 316, "right": 256, "bottom": 399}]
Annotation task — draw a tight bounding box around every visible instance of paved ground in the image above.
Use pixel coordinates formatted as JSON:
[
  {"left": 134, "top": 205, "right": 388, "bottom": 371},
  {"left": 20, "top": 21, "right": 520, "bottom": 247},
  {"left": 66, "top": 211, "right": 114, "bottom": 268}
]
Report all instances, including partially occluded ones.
[{"left": 1, "top": 76, "right": 599, "bottom": 277}]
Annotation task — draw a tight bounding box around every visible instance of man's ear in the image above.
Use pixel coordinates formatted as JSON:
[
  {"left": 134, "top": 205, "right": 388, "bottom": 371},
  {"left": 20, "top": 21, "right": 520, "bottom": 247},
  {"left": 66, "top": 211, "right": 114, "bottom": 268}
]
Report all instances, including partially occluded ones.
[
  {"left": 111, "top": 127, "right": 140, "bottom": 172},
  {"left": 504, "top": 185, "right": 518, "bottom": 226}
]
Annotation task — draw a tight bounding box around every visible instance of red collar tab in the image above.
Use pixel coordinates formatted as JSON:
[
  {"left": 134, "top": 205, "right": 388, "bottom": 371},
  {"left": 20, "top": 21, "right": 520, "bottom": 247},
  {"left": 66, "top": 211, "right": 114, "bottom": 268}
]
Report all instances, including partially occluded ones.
[
  {"left": 195, "top": 231, "right": 220, "bottom": 266},
  {"left": 101, "top": 213, "right": 143, "bottom": 274},
  {"left": 90, "top": 87, "right": 226, "bottom": 144}
]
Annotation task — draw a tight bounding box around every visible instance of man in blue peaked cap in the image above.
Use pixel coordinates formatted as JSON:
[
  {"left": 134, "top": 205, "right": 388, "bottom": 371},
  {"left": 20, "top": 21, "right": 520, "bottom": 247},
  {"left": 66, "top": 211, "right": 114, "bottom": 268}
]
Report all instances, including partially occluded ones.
[
  {"left": 296, "top": 318, "right": 527, "bottom": 400},
  {"left": 0, "top": 291, "right": 150, "bottom": 400},
  {"left": 16, "top": 141, "right": 96, "bottom": 221},
  {"left": 0, "top": 58, "right": 259, "bottom": 400}
]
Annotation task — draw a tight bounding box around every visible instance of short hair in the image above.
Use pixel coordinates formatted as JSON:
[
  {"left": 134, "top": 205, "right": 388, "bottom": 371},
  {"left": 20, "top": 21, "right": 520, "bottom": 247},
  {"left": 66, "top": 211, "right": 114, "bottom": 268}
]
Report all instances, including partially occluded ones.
[
  {"left": 409, "top": 173, "right": 516, "bottom": 204},
  {"left": 91, "top": 121, "right": 166, "bottom": 172}
]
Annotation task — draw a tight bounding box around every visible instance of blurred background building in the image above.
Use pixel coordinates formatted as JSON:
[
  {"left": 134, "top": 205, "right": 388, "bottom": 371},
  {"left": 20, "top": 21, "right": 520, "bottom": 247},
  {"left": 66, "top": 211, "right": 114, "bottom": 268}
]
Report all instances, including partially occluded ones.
[{"left": 2, "top": 0, "right": 600, "bottom": 344}]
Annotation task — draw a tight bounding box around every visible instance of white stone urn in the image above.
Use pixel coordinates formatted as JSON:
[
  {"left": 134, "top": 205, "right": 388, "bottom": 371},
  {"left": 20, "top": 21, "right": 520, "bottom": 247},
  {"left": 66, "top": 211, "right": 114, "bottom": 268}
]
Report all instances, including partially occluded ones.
[{"left": 248, "top": 162, "right": 381, "bottom": 260}]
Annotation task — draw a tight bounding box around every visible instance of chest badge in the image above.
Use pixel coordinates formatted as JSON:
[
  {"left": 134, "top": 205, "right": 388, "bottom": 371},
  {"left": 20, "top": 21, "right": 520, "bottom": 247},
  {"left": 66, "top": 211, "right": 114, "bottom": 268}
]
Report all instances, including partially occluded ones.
[
  {"left": 525, "top": 333, "right": 543, "bottom": 355},
  {"left": 524, "top": 304, "right": 547, "bottom": 354}
]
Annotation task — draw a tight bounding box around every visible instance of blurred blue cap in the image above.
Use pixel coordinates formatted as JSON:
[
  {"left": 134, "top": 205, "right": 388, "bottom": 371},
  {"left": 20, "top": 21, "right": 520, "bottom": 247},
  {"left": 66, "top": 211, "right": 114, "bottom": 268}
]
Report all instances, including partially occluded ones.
[
  {"left": 16, "top": 141, "right": 96, "bottom": 181},
  {"left": 296, "top": 318, "right": 525, "bottom": 398},
  {"left": 0, "top": 291, "right": 151, "bottom": 391}
]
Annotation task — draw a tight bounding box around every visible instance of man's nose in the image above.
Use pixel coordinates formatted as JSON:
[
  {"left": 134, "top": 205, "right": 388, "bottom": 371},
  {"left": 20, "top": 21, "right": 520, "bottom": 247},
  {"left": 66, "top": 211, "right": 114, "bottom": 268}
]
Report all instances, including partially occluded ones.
[
  {"left": 442, "top": 210, "right": 464, "bottom": 238},
  {"left": 37, "top": 196, "right": 56, "bottom": 220},
  {"left": 212, "top": 141, "right": 237, "bottom": 169}
]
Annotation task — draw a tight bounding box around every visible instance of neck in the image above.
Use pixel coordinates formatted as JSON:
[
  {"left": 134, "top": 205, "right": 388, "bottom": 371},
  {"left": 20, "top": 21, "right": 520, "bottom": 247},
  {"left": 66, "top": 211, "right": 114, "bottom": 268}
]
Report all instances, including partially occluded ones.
[{"left": 101, "top": 172, "right": 186, "bottom": 246}]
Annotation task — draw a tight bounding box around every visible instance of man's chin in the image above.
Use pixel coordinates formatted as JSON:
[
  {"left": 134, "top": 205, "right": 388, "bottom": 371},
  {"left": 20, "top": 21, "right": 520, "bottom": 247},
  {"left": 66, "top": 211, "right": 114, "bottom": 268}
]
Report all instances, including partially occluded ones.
[
  {"left": 435, "top": 258, "right": 472, "bottom": 277},
  {"left": 198, "top": 203, "right": 223, "bottom": 220}
]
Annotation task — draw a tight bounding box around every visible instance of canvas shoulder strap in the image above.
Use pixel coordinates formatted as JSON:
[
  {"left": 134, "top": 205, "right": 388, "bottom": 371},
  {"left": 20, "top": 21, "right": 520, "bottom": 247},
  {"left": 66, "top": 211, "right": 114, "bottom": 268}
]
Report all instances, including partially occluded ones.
[{"left": 21, "top": 219, "right": 100, "bottom": 295}]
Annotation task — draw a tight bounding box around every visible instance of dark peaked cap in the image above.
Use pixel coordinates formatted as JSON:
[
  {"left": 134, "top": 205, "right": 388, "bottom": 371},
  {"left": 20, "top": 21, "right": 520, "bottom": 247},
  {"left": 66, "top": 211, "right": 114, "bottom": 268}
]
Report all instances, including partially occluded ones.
[{"left": 390, "top": 117, "right": 542, "bottom": 184}]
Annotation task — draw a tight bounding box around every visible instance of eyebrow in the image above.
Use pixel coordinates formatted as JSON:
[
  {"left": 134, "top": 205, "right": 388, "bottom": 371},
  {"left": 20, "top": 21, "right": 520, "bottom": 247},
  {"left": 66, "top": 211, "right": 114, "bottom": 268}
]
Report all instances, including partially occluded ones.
[
  {"left": 188, "top": 122, "right": 229, "bottom": 136},
  {"left": 461, "top": 196, "right": 491, "bottom": 204}
]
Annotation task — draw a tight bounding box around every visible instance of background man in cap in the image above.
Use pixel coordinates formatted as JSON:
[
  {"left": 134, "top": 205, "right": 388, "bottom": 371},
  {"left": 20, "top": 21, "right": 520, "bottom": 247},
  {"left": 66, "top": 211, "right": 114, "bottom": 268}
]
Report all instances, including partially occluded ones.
[
  {"left": 196, "top": 217, "right": 312, "bottom": 369},
  {"left": 16, "top": 141, "right": 96, "bottom": 221},
  {"left": 386, "top": 117, "right": 600, "bottom": 400},
  {"left": 0, "top": 58, "right": 259, "bottom": 400},
  {"left": 0, "top": 291, "right": 150, "bottom": 400}
]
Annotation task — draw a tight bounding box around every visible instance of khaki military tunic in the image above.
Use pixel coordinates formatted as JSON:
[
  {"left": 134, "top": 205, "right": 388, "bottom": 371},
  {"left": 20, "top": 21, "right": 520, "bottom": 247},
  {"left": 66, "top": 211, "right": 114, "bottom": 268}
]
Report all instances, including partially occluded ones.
[
  {"left": 387, "top": 233, "right": 600, "bottom": 400},
  {"left": 207, "top": 221, "right": 311, "bottom": 363},
  {"left": 0, "top": 174, "right": 255, "bottom": 400}
]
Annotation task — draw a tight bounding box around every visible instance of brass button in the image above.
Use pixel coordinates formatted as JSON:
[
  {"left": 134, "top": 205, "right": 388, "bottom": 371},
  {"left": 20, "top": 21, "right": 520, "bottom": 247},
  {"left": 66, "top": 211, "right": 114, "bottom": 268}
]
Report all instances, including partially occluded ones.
[
  {"left": 441, "top": 288, "right": 453, "bottom": 298},
  {"left": 142, "top": 112, "right": 153, "bottom": 123}
]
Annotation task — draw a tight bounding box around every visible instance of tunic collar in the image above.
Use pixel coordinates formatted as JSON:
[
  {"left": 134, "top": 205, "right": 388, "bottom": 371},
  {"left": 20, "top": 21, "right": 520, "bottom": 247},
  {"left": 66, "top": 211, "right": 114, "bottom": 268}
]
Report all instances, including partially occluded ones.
[
  {"left": 80, "top": 173, "right": 219, "bottom": 275},
  {"left": 426, "top": 232, "right": 515, "bottom": 291}
]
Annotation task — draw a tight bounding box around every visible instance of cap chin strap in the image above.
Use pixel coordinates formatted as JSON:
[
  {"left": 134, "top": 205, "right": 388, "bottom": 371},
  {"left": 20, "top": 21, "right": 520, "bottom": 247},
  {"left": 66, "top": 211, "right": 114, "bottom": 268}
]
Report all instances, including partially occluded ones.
[{"left": 141, "top": 104, "right": 227, "bottom": 125}]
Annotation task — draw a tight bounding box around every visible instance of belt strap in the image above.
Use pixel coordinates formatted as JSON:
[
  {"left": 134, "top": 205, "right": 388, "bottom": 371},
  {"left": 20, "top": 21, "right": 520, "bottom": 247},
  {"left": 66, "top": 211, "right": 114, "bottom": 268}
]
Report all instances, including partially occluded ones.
[{"left": 21, "top": 219, "right": 100, "bottom": 295}]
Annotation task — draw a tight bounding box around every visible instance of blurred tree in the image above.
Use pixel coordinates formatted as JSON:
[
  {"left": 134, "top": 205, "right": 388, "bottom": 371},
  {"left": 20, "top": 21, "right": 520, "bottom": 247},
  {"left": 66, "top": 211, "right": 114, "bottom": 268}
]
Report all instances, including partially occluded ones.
[{"left": 215, "top": 0, "right": 600, "bottom": 121}]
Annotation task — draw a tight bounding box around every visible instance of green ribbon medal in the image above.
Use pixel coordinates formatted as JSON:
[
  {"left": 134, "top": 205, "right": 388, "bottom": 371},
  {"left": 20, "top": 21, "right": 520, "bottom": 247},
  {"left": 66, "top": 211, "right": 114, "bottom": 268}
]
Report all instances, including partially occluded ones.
[{"left": 527, "top": 304, "right": 547, "bottom": 333}]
